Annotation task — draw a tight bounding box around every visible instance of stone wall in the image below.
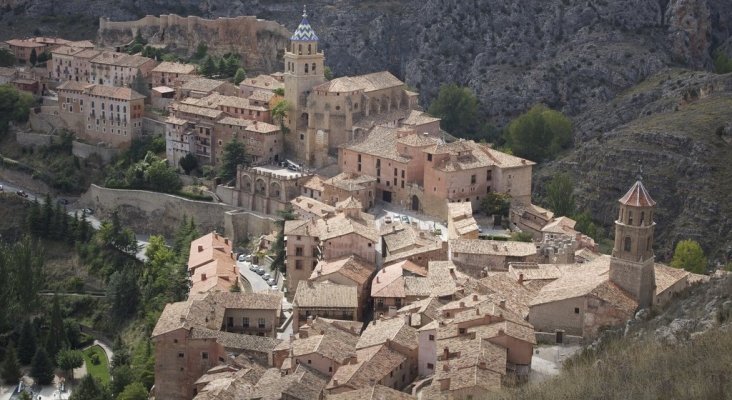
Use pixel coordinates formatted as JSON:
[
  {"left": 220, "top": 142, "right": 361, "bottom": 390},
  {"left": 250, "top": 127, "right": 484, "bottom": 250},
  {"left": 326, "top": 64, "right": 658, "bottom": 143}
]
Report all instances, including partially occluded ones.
[
  {"left": 72, "top": 141, "right": 119, "bottom": 164},
  {"left": 223, "top": 210, "right": 278, "bottom": 246},
  {"left": 81, "top": 184, "right": 238, "bottom": 236},
  {"left": 143, "top": 117, "right": 166, "bottom": 136},
  {"left": 15, "top": 131, "right": 53, "bottom": 147},
  {"left": 98, "top": 14, "right": 291, "bottom": 74}
]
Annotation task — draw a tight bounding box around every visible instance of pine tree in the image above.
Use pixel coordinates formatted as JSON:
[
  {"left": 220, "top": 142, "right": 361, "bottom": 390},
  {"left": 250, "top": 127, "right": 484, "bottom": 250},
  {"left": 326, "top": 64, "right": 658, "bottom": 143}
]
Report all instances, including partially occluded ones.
[
  {"left": 69, "top": 375, "right": 110, "bottom": 400},
  {"left": 200, "top": 56, "right": 216, "bottom": 77},
  {"left": 52, "top": 202, "right": 65, "bottom": 240},
  {"left": 46, "top": 295, "right": 66, "bottom": 360},
  {"left": 29, "top": 48, "right": 37, "bottom": 66},
  {"left": 217, "top": 139, "right": 247, "bottom": 182},
  {"left": 41, "top": 194, "right": 53, "bottom": 236},
  {"left": 26, "top": 199, "right": 42, "bottom": 236},
  {"left": 233, "top": 68, "right": 246, "bottom": 85},
  {"left": 17, "top": 319, "right": 37, "bottom": 365},
  {"left": 1, "top": 342, "right": 21, "bottom": 384},
  {"left": 30, "top": 348, "right": 54, "bottom": 385}
]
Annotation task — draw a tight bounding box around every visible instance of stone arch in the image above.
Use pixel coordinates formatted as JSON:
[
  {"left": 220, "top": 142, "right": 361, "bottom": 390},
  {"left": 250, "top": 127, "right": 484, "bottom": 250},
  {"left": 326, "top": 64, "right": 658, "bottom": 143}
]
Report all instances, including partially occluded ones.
[
  {"left": 241, "top": 174, "right": 253, "bottom": 193},
  {"left": 270, "top": 181, "right": 282, "bottom": 199},
  {"left": 624, "top": 236, "right": 632, "bottom": 252},
  {"left": 255, "top": 178, "right": 267, "bottom": 196}
]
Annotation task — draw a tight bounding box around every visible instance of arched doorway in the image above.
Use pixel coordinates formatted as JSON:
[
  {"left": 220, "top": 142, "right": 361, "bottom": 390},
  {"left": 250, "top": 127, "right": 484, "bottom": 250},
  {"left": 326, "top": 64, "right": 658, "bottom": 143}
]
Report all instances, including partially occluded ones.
[{"left": 411, "top": 195, "right": 420, "bottom": 212}]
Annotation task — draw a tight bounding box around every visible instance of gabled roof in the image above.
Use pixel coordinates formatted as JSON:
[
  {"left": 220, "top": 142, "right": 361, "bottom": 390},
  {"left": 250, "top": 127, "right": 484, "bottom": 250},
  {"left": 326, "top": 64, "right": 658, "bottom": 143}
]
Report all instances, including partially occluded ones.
[
  {"left": 357, "top": 316, "right": 418, "bottom": 351},
  {"left": 326, "top": 384, "right": 414, "bottom": 400},
  {"left": 314, "top": 71, "right": 403, "bottom": 93},
  {"left": 294, "top": 281, "right": 358, "bottom": 309},
  {"left": 290, "top": 7, "right": 319, "bottom": 41},
  {"left": 619, "top": 180, "right": 656, "bottom": 207},
  {"left": 310, "top": 255, "right": 375, "bottom": 287},
  {"left": 291, "top": 334, "right": 356, "bottom": 364}
]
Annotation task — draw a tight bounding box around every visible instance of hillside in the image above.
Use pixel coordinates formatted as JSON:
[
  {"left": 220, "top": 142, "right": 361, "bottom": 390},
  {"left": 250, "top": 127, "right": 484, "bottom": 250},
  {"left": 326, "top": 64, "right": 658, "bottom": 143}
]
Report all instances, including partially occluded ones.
[{"left": 490, "top": 273, "right": 732, "bottom": 400}]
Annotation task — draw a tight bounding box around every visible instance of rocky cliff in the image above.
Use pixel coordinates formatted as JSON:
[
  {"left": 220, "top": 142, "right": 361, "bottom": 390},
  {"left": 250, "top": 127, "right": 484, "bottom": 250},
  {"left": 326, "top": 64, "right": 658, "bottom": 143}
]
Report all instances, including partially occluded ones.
[{"left": 2, "top": 0, "right": 731, "bottom": 259}]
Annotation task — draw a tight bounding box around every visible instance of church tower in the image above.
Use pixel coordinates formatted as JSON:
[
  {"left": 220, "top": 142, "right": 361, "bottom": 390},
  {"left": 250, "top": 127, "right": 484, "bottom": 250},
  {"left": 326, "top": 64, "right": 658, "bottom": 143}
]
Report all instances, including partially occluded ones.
[
  {"left": 609, "top": 179, "right": 657, "bottom": 308},
  {"left": 283, "top": 6, "right": 326, "bottom": 161}
]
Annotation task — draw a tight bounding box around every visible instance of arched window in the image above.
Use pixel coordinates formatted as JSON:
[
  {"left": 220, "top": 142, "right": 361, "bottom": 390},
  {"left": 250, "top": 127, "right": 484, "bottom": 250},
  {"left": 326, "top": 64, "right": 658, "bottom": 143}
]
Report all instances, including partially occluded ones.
[
  {"left": 304, "top": 63, "right": 309, "bottom": 73},
  {"left": 312, "top": 63, "right": 316, "bottom": 73},
  {"left": 298, "top": 44, "right": 302, "bottom": 54},
  {"left": 640, "top": 212, "right": 645, "bottom": 225},
  {"left": 628, "top": 211, "right": 633, "bottom": 225},
  {"left": 624, "top": 237, "right": 632, "bottom": 252},
  {"left": 308, "top": 44, "right": 311, "bottom": 54},
  {"left": 646, "top": 237, "right": 651, "bottom": 252}
]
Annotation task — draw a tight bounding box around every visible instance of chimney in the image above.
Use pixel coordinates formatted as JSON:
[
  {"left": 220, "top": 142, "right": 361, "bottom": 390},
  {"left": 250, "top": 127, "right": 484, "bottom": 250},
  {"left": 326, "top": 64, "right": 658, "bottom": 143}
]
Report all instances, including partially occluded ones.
[
  {"left": 403, "top": 314, "right": 410, "bottom": 325},
  {"left": 499, "top": 300, "right": 506, "bottom": 309},
  {"left": 333, "top": 379, "right": 339, "bottom": 386},
  {"left": 475, "top": 308, "right": 480, "bottom": 315},
  {"left": 201, "top": 273, "right": 207, "bottom": 281},
  {"left": 492, "top": 244, "right": 498, "bottom": 251},
  {"left": 224, "top": 238, "right": 229, "bottom": 245},
  {"left": 198, "top": 245, "right": 204, "bottom": 252},
  {"left": 498, "top": 328, "right": 505, "bottom": 336},
  {"left": 472, "top": 294, "right": 478, "bottom": 301},
  {"left": 518, "top": 273, "right": 524, "bottom": 285},
  {"left": 307, "top": 315, "right": 313, "bottom": 323},
  {"left": 214, "top": 232, "right": 218, "bottom": 239},
  {"left": 478, "top": 361, "right": 486, "bottom": 369}
]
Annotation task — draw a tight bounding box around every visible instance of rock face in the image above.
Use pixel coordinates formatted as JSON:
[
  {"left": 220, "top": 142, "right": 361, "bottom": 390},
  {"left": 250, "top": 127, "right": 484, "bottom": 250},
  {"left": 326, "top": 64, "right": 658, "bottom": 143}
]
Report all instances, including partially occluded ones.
[
  {"left": 2, "top": 0, "right": 731, "bottom": 257},
  {"left": 97, "top": 15, "right": 291, "bottom": 74}
]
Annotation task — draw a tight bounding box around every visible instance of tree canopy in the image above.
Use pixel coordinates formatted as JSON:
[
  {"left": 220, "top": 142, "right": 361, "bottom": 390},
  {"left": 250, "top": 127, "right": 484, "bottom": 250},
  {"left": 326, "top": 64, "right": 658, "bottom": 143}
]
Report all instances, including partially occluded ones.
[
  {"left": 428, "top": 84, "right": 479, "bottom": 138},
  {"left": 0, "top": 84, "right": 35, "bottom": 136},
  {"left": 545, "top": 173, "right": 576, "bottom": 217},
  {"left": 505, "top": 104, "right": 573, "bottom": 162},
  {"left": 480, "top": 192, "right": 511, "bottom": 217},
  {"left": 31, "top": 348, "right": 54, "bottom": 385},
  {"left": 671, "top": 240, "right": 707, "bottom": 274},
  {"left": 218, "top": 139, "right": 247, "bottom": 182}
]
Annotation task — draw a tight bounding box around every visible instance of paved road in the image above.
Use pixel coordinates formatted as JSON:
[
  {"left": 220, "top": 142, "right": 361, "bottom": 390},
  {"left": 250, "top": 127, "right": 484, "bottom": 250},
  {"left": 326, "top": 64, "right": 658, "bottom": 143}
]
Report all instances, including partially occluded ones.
[{"left": 237, "top": 260, "right": 274, "bottom": 293}]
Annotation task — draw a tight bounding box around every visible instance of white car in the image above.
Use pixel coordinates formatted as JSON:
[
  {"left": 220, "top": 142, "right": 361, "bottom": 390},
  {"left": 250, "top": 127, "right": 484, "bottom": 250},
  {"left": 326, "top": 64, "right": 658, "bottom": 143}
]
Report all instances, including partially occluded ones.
[
  {"left": 262, "top": 273, "right": 272, "bottom": 280},
  {"left": 267, "top": 278, "right": 276, "bottom": 286},
  {"left": 270, "top": 285, "right": 278, "bottom": 291},
  {"left": 238, "top": 254, "right": 246, "bottom": 262}
]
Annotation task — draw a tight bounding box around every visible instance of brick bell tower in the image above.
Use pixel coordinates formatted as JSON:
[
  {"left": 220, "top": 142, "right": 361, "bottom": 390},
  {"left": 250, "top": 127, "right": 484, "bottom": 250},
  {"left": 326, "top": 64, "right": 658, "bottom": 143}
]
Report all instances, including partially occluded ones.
[
  {"left": 283, "top": 5, "right": 326, "bottom": 163},
  {"left": 609, "top": 177, "right": 657, "bottom": 309}
]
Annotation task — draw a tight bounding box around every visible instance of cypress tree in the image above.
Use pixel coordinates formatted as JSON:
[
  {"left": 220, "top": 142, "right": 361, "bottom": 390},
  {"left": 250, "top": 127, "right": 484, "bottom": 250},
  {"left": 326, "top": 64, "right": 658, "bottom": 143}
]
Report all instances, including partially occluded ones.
[
  {"left": 30, "top": 348, "right": 54, "bottom": 385},
  {"left": 1, "top": 342, "right": 21, "bottom": 384},
  {"left": 17, "top": 319, "right": 37, "bottom": 364},
  {"left": 46, "top": 295, "right": 66, "bottom": 360}
]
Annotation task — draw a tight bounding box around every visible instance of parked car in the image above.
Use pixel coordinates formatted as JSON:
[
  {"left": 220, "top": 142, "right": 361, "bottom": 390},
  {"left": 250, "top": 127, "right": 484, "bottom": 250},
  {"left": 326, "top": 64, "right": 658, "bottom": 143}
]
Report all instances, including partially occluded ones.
[
  {"left": 249, "top": 264, "right": 258, "bottom": 272},
  {"left": 262, "top": 273, "right": 271, "bottom": 280},
  {"left": 256, "top": 268, "right": 265, "bottom": 275},
  {"left": 400, "top": 215, "right": 409, "bottom": 223},
  {"left": 270, "top": 285, "right": 278, "bottom": 291},
  {"left": 384, "top": 216, "right": 393, "bottom": 224},
  {"left": 16, "top": 190, "right": 28, "bottom": 198},
  {"left": 83, "top": 208, "right": 94, "bottom": 214},
  {"left": 267, "top": 278, "right": 276, "bottom": 286},
  {"left": 238, "top": 254, "right": 247, "bottom": 262},
  {"left": 57, "top": 198, "right": 69, "bottom": 205}
]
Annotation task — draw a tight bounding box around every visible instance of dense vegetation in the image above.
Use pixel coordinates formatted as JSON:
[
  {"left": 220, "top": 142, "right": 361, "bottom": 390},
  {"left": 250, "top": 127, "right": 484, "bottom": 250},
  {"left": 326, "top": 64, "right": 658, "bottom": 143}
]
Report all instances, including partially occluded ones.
[
  {"left": 103, "top": 135, "right": 182, "bottom": 194},
  {"left": 427, "top": 84, "right": 499, "bottom": 143},
  {"left": 0, "top": 84, "right": 34, "bottom": 137}
]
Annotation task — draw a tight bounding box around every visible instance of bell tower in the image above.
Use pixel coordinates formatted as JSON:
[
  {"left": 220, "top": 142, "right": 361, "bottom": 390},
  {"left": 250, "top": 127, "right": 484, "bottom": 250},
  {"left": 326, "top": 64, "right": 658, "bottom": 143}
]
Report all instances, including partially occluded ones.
[
  {"left": 283, "top": 5, "right": 326, "bottom": 161},
  {"left": 609, "top": 178, "right": 657, "bottom": 308}
]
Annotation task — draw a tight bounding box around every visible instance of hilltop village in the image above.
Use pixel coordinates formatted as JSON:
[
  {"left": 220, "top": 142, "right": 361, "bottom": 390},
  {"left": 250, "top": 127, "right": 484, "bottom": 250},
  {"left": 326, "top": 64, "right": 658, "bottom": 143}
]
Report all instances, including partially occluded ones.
[{"left": 0, "top": 7, "right": 714, "bottom": 400}]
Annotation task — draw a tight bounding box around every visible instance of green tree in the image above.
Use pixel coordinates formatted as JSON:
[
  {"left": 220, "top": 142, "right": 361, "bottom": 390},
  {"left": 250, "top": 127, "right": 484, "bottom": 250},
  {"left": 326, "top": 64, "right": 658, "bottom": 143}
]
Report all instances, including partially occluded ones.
[
  {"left": 118, "top": 382, "right": 148, "bottom": 400},
  {"left": 0, "top": 48, "right": 16, "bottom": 66},
  {"left": 1, "top": 342, "right": 21, "bottom": 384},
  {"left": 428, "top": 84, "right": 479, "bottom": 138},
  {"left": 218, "top": 139, "right": 247, "bottom": 182},
  {"left": 69, "top": 375, "right": 111, "bottom": 400},
  {"left": 233, "top": 67, "right": 247, "bottom": 85},
  {"left": 145, "top": 157, "right": 182, "bottom": 193},
  {"left": 46, "top": 295, "right": 66, "bottom": 360},
  {"left": 193, "top": 43, "right": 207, "bottom": 60},
  {"left": 110, "top": 365, "right": 134, "bottom": 396},
  {"left": 714, "top": 50, "right": 732, "bottom": 74},
  {"left": 17, "top": 319, "right": 37, "bottom": 364},
  {"left": 64, "top": 319, "right": 81, "bottom": 349},
  {"left": 0, "top": 84, "right": 35, "bottom": 135},
  {"left": 26, "top": 199, "right": 42, "bottom": 236},
  {"left": 545, "top": 173, "right": 576, "bottom": 217},
  {"left": 574, "top": 211, "right": 599, "bottom": 241},
  {"left": 133, "top": 31, "right": 147, "bottom": 46},
  {"left": 671, "top": 240, "right": 707, "bottom": 274},
  {"left": 229, "top": 281, "right": 241, "bottom": 292},
  {"left": 29, "top": 48, "right": 37, "bottom": 66},
  {"left": 510, "top": 231, "right": 534, "bottom": 242},
  {"left": 178, "top": 153, "right": 198, "bottom": 175},
  {"left": 223, "top": 55, "right": 240, "bottom": 77},
  {"left": 55, "top": 349, "right": 83, "bottom": 379},
  {"left": 131, "top": 70, "right": 150, "bottom": 97},
  {"left": 273, "top": 87, "right": 284, "bottom": 96},
  {"left": 505, "top": 104, "right": 573, "bottom": 162},
  {"left": 272, "top": 99, "right": 289, "bottom": 133},
  {"left": 480, "top": 192, "right": 511, "bottom": 217},
  {"left": 37, "top": 51, "right": 51, "bottom": 64},
  {"left": 127, "top": 43, "right": 144, "bottom": 55},
  {"left": 200, "top": 56, "right": 216, "bottom": 77},
  {"left": 30, "top": 348, "right": 54, "bottom": 385},
  {"left": 324, "top": 66, "right": 333, "bottom": 80},
  {"left": 272, "top": 206, "right": 298, "bottom": 273},
  {"left": 107, "top": 269, "right": 140, "bottom": 321}
]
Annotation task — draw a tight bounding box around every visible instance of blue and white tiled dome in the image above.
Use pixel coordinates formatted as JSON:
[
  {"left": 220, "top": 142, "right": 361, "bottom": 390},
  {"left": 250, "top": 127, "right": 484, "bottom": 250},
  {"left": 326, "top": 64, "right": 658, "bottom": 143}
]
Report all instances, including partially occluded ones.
[{"left": 290, "top": 6, "right": 319, "bottom": 42}]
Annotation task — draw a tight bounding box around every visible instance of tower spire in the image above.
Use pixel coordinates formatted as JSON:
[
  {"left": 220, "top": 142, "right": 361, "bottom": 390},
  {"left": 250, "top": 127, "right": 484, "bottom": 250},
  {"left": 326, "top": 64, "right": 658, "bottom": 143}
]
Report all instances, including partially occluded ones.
[
  {"left": 637, "top": 159, "right": 643, "bottom": 182},
  {"left": 303, "top": 5, "right": 307, "bottom": 18}
]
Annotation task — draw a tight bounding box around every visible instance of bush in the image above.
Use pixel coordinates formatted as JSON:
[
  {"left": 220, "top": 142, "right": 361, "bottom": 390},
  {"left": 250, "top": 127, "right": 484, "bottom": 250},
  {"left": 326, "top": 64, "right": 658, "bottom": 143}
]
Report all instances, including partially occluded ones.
[{"left": 505, "top": 104, "right": 573, "bottom": 162}]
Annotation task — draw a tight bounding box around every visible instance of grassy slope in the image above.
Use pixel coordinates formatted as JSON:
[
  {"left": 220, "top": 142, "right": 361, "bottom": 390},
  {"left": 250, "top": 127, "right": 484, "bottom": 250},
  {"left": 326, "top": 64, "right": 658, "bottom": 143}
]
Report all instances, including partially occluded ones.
[{"left": 82, "top": 345, "right": 110, "bottom": 385}]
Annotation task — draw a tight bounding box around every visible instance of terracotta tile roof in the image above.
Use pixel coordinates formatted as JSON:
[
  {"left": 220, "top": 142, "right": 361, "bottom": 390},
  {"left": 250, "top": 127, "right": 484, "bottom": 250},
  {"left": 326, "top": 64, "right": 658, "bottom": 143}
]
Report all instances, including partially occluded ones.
[
  {"left": 327, "top": 344, "right": 406, "bottom": 391},
  {"left": 335, "top": 196, "right": 363, "bottom": 210},
  {"left": 450, "top": 239, "right": 537, "bottom": 257},
  {"left": 396, "top": 132, "right": 442, "bottom": 147},
  {"left": 541, "top": 216, "right": 578, "bottom": 235},
  {"left": 403, "top": 276, "right": 430, "bottom": 297},
  {"left": 152, "top": 61, "right": 196, "bottom": 74},
  {"left": 382, "top": 240, "right": 445, "bottom": 265},
  {"left": 294, "top": 281, "right": 359, "bottom": 309},
  {"left": 251, "top": 365, "right": 328, "bottom": 400},
  {"left": 398, "top": 296, "right": 443, "bottom": 324},
  {"left": 56, "top": 81, "right": 145, "bottom": 101},
  {"left": 310, "top": 317, "right": 363, "bottom": 341},
  {"left": 654, "top": 263, "right": 689, "bottom": 296},
  {"left": 216, "top": 117, "right": 279, "bottom": 133},
  {"left": 5, "top": 39, "right": 46, "bottom": 48},
  {"left": 508, "top": 263, "right": 563, "bottom": 282},
  {"left": 619, "top": 180, "right": 656, "bottom": 207},
  {"left": 324, "top": 172, "right": 377, "bottom": 191},
  {"left": 357, "top": 316, "right": 418, "bottom": 351},
  {"left": 284, "top": 219, "right": 317, "bottom": 236},
  {"left": 344, "top": 126, "right": 410, "bottom": 163},
  {"left": 249, "top": 89, "right": 274, "bottom": 103},
  {"left": 371, "top": 266, "right": 405, "bottom": 298},
  {"left": 50, "top": 45, "right": 86, "bottom": 56},
  {"left": 190, "top": 327, "right": 282, "bottom": 352},
  {"left": 427, "top": 261, "right": 463, "bottom": 298},
  {"left": 173, "top": 103, "right": 224, "bottom": 119},
  {"left": 302, "top": 174, "right": 326, "bottom": 192},
  {"left": 291, "top": 196, "right": 335, "bottom": 218},
  {"left": 291, "top": 334, "right": 356, "bottom": 364},
  {"left": 75, "top": 49, "right": 102, "bottom": 59},
  {"left": 402, "top": 110, "right": 440, "bottom": 126},
  {"left": 315, "top": 213, "right": 379, "bottom": 242},
  {"left": 241, "top": 74, "right": 284, "bottom": 91},
  {"left": 182, "top": 77, "right": 228, "bottom": 92},
  {"left": 310, "top": 255, "right": 375, "bottom": 287},
  {"left": 66, "top": 40, "right": 94, "bottom": 48},
  {"left": 207, "top": 291, "right": 283, "bottom": 312},
  {"left": 466, "top": 320, "right": 537, "bottom": 345},
  {"left": 477, "top": 274, "right": 536, "bottom": 319},
  {"left": 326, "top": 385, "right": 414, "bottom": 400},
  {"left": 91, "top": 51, "right": 154, "bottom": 68},
  {"left": 314, "top": 71, "right": 403, "bottom": 93},
  {"left": 189, "top": 232, "right": 234, "bottom": 270}
]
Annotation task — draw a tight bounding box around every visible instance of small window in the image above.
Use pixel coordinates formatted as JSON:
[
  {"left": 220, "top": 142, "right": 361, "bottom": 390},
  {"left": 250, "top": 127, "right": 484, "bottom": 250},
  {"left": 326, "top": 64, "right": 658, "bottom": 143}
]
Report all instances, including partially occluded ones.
[
  {"left": 308, "top": 359, "right": 312, "bottom": 364},
  {"left": 428, "top": 334, "right": 434, "bottom": 341},
  {"left": 624, "top": 236, "right": 632, "bottom": 252},
  {"left": 202, "top": 352, "right": 208, "bottom": 360},
  {"left": 178, "top": 353, "right": 184, "bottom": 358},
  {"left": 574, "top": 308, "right": 580, "bottom": 314},
  {"left": 427, "top": 154, "right": 432, "bottom": 162},
  {"left": 427, "top": 363, "right": 434, "bottom": 370},
  {"left": 471, "top": 174, "right": 476, "bottom": 184}
]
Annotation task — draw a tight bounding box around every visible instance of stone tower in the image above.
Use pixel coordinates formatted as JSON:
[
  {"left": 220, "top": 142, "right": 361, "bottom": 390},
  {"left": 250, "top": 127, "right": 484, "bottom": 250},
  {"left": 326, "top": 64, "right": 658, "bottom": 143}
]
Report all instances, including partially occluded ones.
[
  {"left": 283, "top": 6, "right": 326, "bottom": 161},
  {"left": 609, "top": 179, "right": 657, "bottom": 308}
]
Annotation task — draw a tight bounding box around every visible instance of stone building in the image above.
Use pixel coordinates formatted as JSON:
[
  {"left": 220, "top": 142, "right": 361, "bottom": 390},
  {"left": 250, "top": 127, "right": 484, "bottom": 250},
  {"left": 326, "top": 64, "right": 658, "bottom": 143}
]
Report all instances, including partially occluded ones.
[
  {"left": 322, "top": 173, "right": 377, "bottom": 210},
  {"left": 309, "top": 255, "right": 375, "bottom": 315},
  {"left": 187, "top": 232, "right": 240, "bottom": 296},
  {"left": 293, "top": 281, "right": 359, "bottom": 332},
  {"left": 49, "top": 48, "right": 101, "bottom": 84},
  {"left": 5, "top": 37, "right": 72, "bottom": 63},
  {"left": 446, "top": 202, "right": 479, "bottom": 240},
  {"left": 89, "top": 51, "right": 157, "bottom": 87},
  {"left": 290, "top": 196, "right": 335, "bottom": 220},
  {"left": 300, "top": 174, "right": 326, "bottom": 201},
  {"left": 56, "top": 81, "right": 145, "bottom": 148},
  {"left": 151, "top": 61, "right": 197, "bottom": 87},
  {"left": 370, "top": 260, "right": 428, "bottom": 314},
  {"left": 178, "top": 77, "right": 238, "bottom": 99},
  {"left": 448, "top": 239, "right": 538, "bottom": 277},
  {"left": 152, "top": 293, "right": 283, "bottom": 400},
  {"left": 282, "top": 9, "right": 420, "bottom": 168},
  {"left": 219, "top": 165, "right": 308, "bottom": 214}
]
